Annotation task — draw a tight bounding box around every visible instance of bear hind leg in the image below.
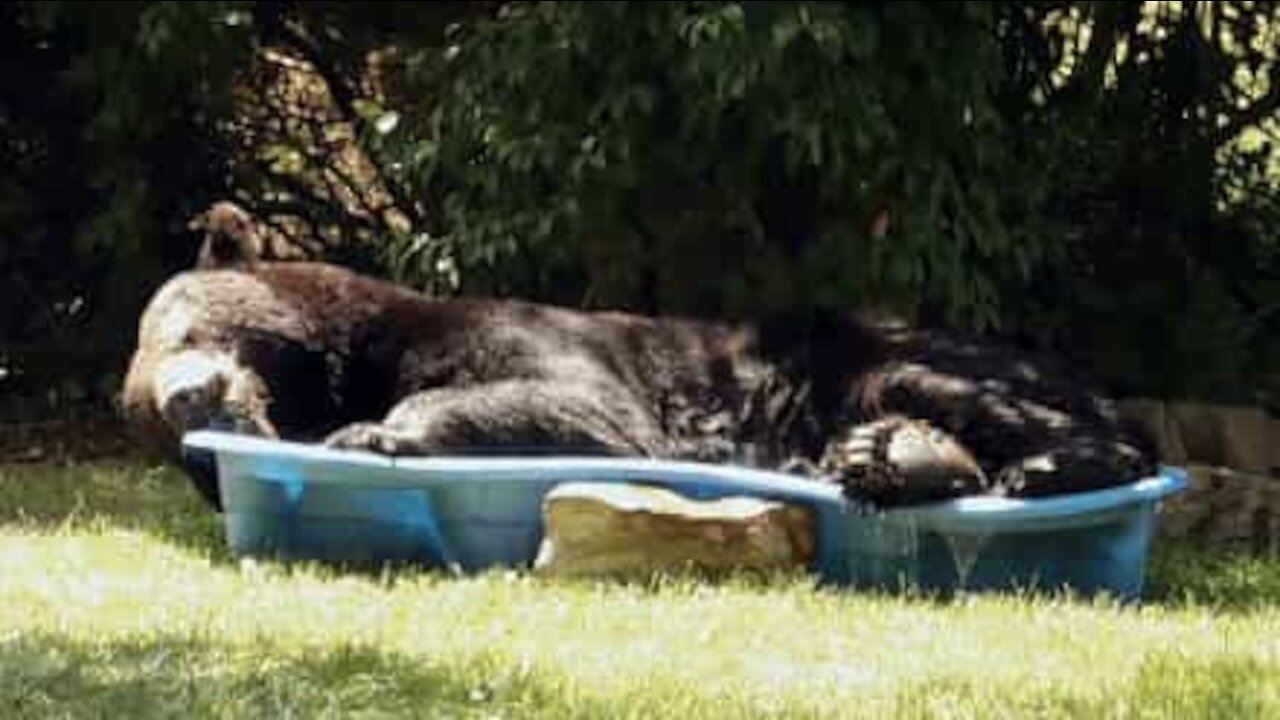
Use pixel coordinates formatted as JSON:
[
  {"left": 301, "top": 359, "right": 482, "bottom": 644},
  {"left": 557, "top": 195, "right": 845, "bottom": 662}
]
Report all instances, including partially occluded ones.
[{"left": 815, "top": 417, "right": 1157, "bottom": 508}]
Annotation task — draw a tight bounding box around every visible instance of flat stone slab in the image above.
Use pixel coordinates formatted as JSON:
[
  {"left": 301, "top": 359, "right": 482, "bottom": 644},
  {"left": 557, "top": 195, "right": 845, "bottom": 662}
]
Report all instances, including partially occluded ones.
[{"left": 533, "top": 482, "right": 816, "bottom": 581}]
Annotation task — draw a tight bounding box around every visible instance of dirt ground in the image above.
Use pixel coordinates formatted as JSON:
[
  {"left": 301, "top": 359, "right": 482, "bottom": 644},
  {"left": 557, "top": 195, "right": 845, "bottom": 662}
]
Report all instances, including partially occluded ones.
[{"left": 0, "top": 407, "right": 139, "bottom": 464}]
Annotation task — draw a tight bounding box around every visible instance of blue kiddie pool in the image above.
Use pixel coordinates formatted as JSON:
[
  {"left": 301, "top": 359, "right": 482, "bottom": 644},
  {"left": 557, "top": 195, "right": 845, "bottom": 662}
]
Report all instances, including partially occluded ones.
[{"left": 182, "top": 430, "right": 1189, "bottom": 600}]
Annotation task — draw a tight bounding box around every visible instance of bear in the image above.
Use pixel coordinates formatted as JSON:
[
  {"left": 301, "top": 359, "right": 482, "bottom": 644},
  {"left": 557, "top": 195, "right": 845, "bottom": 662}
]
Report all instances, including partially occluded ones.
[{"left": 121, "top": 203, "right": 1157, "bottom": 512}]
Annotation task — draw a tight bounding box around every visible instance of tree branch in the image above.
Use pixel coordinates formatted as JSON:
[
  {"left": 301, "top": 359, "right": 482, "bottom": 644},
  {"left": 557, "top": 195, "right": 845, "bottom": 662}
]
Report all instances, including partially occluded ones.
[{"left": 253, "top": 1, "right": 428, "bottom": 238}]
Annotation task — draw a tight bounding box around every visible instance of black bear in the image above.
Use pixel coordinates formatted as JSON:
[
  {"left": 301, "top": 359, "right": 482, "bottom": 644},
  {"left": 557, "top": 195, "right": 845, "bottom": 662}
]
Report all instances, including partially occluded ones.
[{"left": 121, "top": 203, "right": 1155, "bottom": 510}]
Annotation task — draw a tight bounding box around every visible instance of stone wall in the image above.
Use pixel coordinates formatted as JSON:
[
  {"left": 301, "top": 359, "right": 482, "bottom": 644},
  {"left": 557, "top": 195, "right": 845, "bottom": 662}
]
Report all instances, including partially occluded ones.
[{"left": 1119, "top": 399, "right": 1279, "bottom": 553}]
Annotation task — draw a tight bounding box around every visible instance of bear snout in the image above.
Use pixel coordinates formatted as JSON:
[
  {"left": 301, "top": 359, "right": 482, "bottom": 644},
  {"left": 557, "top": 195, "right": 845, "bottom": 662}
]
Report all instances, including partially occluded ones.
[
  {"left": 153, "top": 351, "right": 232, "bottom": 432},
  {"left": 151, "top": 350, "right": 277, "bottom": 440},
  {"left": 161, "top": 375, "right": 229, "bottom": 432}
]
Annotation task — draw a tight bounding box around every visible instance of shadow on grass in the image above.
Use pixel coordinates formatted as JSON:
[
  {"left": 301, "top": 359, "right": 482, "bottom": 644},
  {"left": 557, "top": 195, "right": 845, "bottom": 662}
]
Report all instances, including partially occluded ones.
[
  {"left": 2, "top": 628, "right": 1276, "bottom": 718},
  {"left": 1143, "top": 542, "right": 1280, "bottom": 612},
  {"left": 0, "top": 460, "right": 229, "bottom": 561},
  {"left": 0, "top": 630, "right": 571, "bottom": 718}
]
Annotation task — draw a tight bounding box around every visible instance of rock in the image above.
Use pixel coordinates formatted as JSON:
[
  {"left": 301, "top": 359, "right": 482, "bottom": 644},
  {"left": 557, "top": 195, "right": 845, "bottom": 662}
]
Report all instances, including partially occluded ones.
[
  {"left": 1118, "top": 398, "right": 1188, "bottom": 464},
  {"left": 532, "top": 482, "right": 816, "bottom": 581},
  {"left": 1119, "top": 399, "right": 1279, "bottom": 477},
  {"left": 1156, "top": 465, "right": 1280, "bottom": 555}
]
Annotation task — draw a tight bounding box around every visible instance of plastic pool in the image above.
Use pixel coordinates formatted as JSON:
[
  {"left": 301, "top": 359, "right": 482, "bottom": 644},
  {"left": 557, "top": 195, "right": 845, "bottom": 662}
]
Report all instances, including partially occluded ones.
[{"left": 182, "top": 430, "right": 1189, "bottom": 600}]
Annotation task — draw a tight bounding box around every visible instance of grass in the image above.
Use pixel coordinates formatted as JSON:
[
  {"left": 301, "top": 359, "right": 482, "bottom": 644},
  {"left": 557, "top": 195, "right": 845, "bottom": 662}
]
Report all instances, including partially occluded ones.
[{"left": 1, "top": 459, "right": 1279, "bottom": 718}]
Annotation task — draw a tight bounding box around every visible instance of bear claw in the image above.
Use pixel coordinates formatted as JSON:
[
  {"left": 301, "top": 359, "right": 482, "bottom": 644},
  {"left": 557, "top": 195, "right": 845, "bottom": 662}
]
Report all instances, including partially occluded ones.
[{"left": 324, "top": 423, "right": 426, "bottom": 457}]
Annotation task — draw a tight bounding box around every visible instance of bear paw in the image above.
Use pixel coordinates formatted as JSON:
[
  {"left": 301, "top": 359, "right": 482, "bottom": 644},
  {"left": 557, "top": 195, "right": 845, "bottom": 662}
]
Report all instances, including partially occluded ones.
[
  {"left": 323, "top": 422, "right": 429, "bottom": 457},
  {"left": 820, "top": 415, "right": 989, "bottom": 507}
]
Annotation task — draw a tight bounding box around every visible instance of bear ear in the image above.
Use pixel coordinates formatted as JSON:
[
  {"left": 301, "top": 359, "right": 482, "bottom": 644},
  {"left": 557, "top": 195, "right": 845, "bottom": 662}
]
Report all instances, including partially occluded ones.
[{"left": 191, "top": 201, "right": 263, "bottom": 270}]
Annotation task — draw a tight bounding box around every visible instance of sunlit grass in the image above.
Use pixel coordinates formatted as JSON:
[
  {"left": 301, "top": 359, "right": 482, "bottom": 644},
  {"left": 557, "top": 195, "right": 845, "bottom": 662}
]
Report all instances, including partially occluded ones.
[{"left": 2, "top": 460, "right": 1279, "bottom": 718}]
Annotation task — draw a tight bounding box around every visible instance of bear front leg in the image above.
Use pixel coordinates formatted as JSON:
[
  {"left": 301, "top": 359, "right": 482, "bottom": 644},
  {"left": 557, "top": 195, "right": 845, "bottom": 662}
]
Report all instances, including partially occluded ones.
[
  {"left": 817, "top": 416, "right": 991, "bottom": 507},
  {"left": 324, "top": 379, "right": 667, "bottom": 458}
]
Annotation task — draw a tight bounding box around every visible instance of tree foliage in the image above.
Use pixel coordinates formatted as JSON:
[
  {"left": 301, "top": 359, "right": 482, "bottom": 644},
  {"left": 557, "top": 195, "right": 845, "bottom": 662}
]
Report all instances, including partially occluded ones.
[
  {"left": 383, "top": 2, "right": 1028, "bottom": 322},
  {"left": 1, "top": 1, "right": 1277, "bottom": 418},
  {"left": 0, "top": 1, "right": 252, "bottom": 412}
]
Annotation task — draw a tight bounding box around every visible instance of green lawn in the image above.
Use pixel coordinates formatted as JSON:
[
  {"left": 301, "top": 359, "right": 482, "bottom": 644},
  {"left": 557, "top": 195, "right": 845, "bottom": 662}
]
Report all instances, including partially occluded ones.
[{"left": 1, "top": 460, "right": 1278, "bottom": 719}]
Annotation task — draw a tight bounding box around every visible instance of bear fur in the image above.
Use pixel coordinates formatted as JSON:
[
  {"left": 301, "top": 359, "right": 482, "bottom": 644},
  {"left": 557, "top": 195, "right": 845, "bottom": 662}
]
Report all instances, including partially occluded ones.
[{"left": 121, "top": 208, "right": 1157, "bottom": 511}]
